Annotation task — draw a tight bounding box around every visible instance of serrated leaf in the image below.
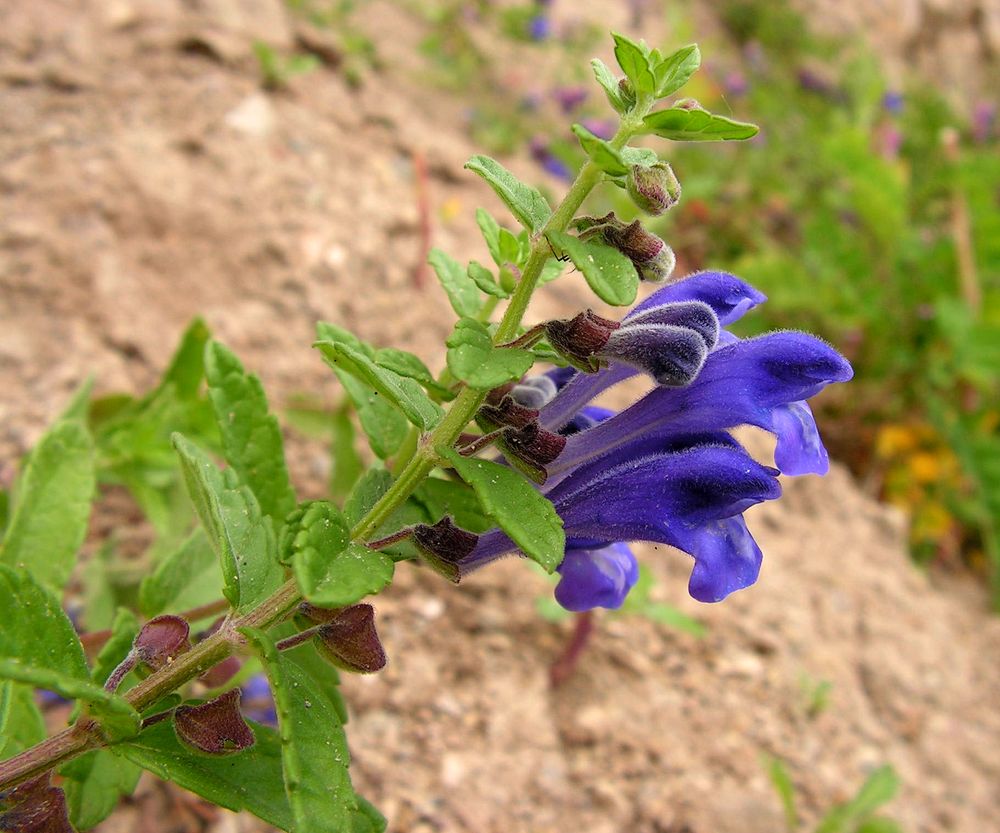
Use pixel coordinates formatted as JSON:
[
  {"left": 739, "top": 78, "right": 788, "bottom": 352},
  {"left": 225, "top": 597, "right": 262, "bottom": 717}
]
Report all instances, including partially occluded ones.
[
  {"left": 1, "top": 420, "right": 95, "bottom": 593},
  {"left": 285, "top": 501, "right": 393, "bottom": 607},
  {"left": 465, "top": 155, "right": 552, "bottom": 232},
  {"left": 0, "top": 565, "right": 140, "bottom": 739},
  {"left": 139, "top": 529, "right": 223, "bottom": 617},
  {"left": 612, "top": 33, "right": 655, "bottom": 96},
  {"left": 205, "top": 342, "right": 296, "bottom": 527},
  {"left": 428, "top": 248, "right": 481, "bottom": 318},
  {"left": 446, "top": 319, "right": 535, "bottom": 390},
  {"left": 438, "top": 448, "right": 564, "bottom": 572},
  {"left": 642, "top": 107, "right": 759, "bottom": 141},
  {"left": 61, "top": 750, "right": 142, "bottom": 831},
  {"left": 336, "top": 372, "right": 408, "bottom": 460},
  {"left": 330, "top": 405, "right": 364, "bottom": 500},
  {"left": 119, "top": 719, "right": 295, "bottom": 831},
  {"left": 547, "top": 231, "right": 639, "bottom": 306},
  {"left": 572, "top": 123, "right": 627, "bottom": 176},
  {"left": 591, "top": 57, "right": 627, "bottom": 113},
  {"left": 653, "top": 43, "right": 701, "bottom": 97},
  {"left": 467, "top": 261, "right": 509, "bottom": 298},
  {"left": 475, "top": 208, "right": 503, "bottom": 265},
  {"left": 316, "top": 342, "right": 443, "bottom": 431},
  {"left": 412, "top": 479, "right": 491, "bottom": 533},
  {"left": 344, "top": 469, "right": 394, "bottom": 528},
  {"left": 374, "top": 348, "right": 451, "bottom": 399},
  {"left": 243, "top": 627, "right": 356, "bottom": 833},
  {"left": 0, "top": 680, "right": 45, "bottom": 758},
  {"left": 172, "top": 434, "right": 283, "bottom": 613}
]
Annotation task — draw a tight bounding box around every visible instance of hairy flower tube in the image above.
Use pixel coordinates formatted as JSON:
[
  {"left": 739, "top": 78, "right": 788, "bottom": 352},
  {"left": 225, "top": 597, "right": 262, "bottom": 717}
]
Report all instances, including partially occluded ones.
[{"left": 451, "top": 271, "right": 852, "bottom": 610}]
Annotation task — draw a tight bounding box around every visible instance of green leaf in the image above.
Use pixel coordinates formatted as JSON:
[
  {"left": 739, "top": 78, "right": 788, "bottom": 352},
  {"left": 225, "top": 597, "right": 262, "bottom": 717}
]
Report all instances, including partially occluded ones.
[
  {"left": 547, "top": 231, "right": 639, "bottom": 306},
  {"left": 652, "top": 43, "right": 701, "bottom": 97},
  {"left": 205, "top": 341, "right": 296, "bottom": 526},
  {"left": 619, "top": 146, "right": 660, "bottom": 168},
  {"left": 285, "top": 501, "right": 394, "bottom": 607},
  {"left": 856, "top": 819, "right": 904, "bottom": 833},
  {"left": 119, "top": 719, "right": 295, "bottom": 831},
  {"left": 80, "top": 540, "right": 117, "bottom": 631},
  {"left": 764, "top": 755, "right": 799, "bottom": 830},
  {"left": 161, "top": 317, "right": 211, "bottom": 400},
  {"left": 612, "top": 33, "right": 655, "bottom": 96},
  {"left": 139, "top": 529, "right": 223, "bottom": 617},
  {"left": 464, "top": 155, "right": 552, "bottom": 232},
  {"left": 642, "top": 106, "right": 759, "bottom": 141},
  {"left": 413, "top": 478, "right": 491, "bottom": 533},
  {"left": 330, "top": 405, "right": 364, "bottom": 500},
  {"left": 90, "top": 608, "right": 140, "bottom": 687},
  {"left": 59, "top": 376, "right": 94, "bottom": 423},
  {"left": 591, "top": 57, "right": 628, "bottom": 113},
  {"left": 438, "top": 448, "right": 564, "bottom": 572},
  {"left": 352, "top": 796, "right": 388, "bottom": 833},
  {"left": 499, "top": 227, "right": 525, "bottom": 266},
  {"left": 0, "top": 681, "right": 45, "bottom": 759},
  {"left": 172, "top": 434, "right": 283, "bottom": 613},
  {"left": 343, "top": 469, "right": 394, "bottom": 528},
  {"left": 0, "top": 565, "right": 140, "bottom": 739},
  {"left": 467, "top": 260, "right": 509, "bottom": 298},
  {"left": 62, "top": 750, "right": 142, "bottom": 831},
  {"left": 316, "top": 342, "right": 444, "bottom": 431},
  {"left": 475, "top": 208, "right": 503, "bottom": 265},
  {"left": 572, "top": 123, "right": 627, "bottom": 176},
  {"left": 428, "top": 248, "right": 481, "bottom": 318},
  {"left": 816, "top": 766, "right": 900, "bottom": 833},
  {"left": 446, "top": 319, "right": 535, "bottom": 390},
  {"left": 243, "top": 627, "right": 356, "bottom": 833},
  {"left": 336, "top": 372, "right": 408, "bottom": 460},
  {"left": 538, "top": 257, "right": 566, "bottom": 285},
  {"left": 1, "top": 420, "right": 95, "bottom": 592}
]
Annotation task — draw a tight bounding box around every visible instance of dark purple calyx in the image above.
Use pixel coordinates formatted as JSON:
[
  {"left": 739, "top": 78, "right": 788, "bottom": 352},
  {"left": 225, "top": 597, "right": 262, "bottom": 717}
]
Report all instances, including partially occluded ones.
[
  {"left": 314, "top": 604, "right": 387, "bottom": 674},
  {"left": 412, "top": 517, "right": 480, "bottom": 583},
  {"left": 576, "top": 212, "right": 676, "bottom": 283},
  {"left": 544, "top": 310, "right": 621, "bottom": 371},
  {"left": 477, "top": 396, "right": 539, "bottom": 432},
  {"left": 135, "top": 615, "right": 191, "bottom": 671},
  {"left": 0, "top": 779, "right": 73, "bottom": 833},
  {"left": 498, "top": 422, "right": 568, "bottom": 484},
  {"left": 174, "top": 689, "right": 255, "bottom": 755}
]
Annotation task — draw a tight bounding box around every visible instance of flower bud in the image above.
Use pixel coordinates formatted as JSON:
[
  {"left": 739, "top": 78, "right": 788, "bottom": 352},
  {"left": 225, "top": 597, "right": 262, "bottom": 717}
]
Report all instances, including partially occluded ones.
[
  {"left": 626, "top": 162, "right": 681, "bottom": 216},
  {"left": 412, "top": 517, "right": 480, "bottom": 583},
  {"left": 635, "top": 245, "right": 676, "bottom": 283},
  {"left": 315, "top": 604, "right": 387, "bottom": 674},
  {"left": 618, "top": 77, "right": 636, "bottom": 110},
  {"left": 134, "top": 615, "right": 191, "bottom": 671},
  {"left": 174, "top": 689, "right": 255, "bottom": 755}
]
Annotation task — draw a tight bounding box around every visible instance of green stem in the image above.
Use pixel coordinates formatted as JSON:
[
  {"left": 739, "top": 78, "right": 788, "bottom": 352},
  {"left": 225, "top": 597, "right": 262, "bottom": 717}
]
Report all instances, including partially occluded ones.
[{"left": 0, "top": 113, "right": 645, "bottom": 793}]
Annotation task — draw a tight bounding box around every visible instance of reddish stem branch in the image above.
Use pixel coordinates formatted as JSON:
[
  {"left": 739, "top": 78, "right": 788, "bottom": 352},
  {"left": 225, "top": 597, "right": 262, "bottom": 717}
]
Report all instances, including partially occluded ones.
[{"left": 549, "top": 611, "right": 595, "bottom": 688}]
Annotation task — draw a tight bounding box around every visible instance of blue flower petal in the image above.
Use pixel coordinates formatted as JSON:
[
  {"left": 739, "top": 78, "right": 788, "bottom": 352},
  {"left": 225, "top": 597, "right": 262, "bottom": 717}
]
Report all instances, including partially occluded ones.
[{"left": 554, "top": 543, "right": 639, "bottom": 611}]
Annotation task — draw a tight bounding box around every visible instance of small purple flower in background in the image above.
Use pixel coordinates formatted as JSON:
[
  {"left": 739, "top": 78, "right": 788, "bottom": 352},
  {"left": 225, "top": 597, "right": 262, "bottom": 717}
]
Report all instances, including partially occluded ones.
[
  {"left": 528, "top": 14, "right": 551, "bottom": 41},
  {"left": 242, "top": 673, "right": 277, "bottom": 727},
  {"left": 552, "top": 85, "right": 588, "bottom": 114},
  {"left": 882, "top": 91, "right": 904, "bottom": 115},
  {"left": 578, "top": 117, "right": 616, "bottom": 141},
  {"left": 724, "top": 71, "right": 749, "bottom": 97},
  {"left": 973, "top": 101, "right": 996, "bottom": 144},
  {"left": 455, "top": 271, "right": 851, "bottom": 611},
  {"left": 530, "top": 137, "right": 573, "bottom": 181}
]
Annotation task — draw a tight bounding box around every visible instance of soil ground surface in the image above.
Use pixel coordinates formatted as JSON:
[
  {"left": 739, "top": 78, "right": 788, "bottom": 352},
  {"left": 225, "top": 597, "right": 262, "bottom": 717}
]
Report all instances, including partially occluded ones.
[{"left": 2, "top": 2, "right": 999, "bottom": 832}]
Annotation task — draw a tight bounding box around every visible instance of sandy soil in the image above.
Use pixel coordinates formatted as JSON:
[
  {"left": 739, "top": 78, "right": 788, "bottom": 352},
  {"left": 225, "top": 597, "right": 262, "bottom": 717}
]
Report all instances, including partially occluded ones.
[{"left": 2, "top": 2, "right": 999, "bottom": 832}]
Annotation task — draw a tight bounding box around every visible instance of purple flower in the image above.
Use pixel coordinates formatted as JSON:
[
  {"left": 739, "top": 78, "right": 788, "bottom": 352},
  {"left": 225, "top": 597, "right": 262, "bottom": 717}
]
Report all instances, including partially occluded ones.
[
  {"left": 242, "top": 673, "right": 277, "bottom": 726},
  {"left": 882, "top": 91, "right": 904, "bottom": 114},
  {"left": 528, "top": 15, "right": 551, "bottom": 41},
  {"left": 529, "top": 138, "right": 573, "bottom": 181},
  {"left": 556, "top": 542, "right": 639, "bottom": 611},
  {"left": 552, "top": 86, "right": 588, "bottom": 113},
  {"left": 579, "top": 118, "right": 617, "bottom": 141},
  {"left": 454, "top": 271, "right": 851, "bottom": 611}
]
